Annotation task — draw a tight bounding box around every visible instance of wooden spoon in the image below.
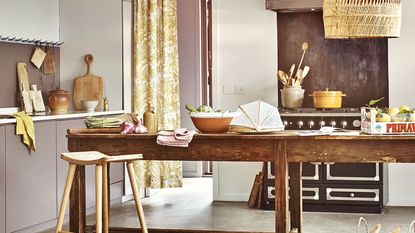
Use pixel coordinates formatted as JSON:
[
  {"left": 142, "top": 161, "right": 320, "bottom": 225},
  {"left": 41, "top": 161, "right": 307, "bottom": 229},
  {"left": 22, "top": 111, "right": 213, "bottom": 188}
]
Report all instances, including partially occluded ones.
[
  {"left": 302, "top": 66, "right": 310, "bottom": 78},
  {"left": 296, "top": 42, "right": 309, "bottom": 77},
  {"left": 295, "top": 69, "right": 303, "bottom": 86},
  {"left": 277, "top": 70, "right": 288, "bottom": 86},
  {"left": 289, "top": 64, "right": 296, "bottom": 79},
  {"left": 297, "top": 66, "right": 310, "bottom": 85}
]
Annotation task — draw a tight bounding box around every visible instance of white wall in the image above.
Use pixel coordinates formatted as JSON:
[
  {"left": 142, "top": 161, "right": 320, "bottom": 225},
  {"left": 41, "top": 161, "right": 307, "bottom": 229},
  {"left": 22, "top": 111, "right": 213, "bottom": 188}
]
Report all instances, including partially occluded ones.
[
  {"left": 0, "top": 0, "right": 59, "bottom": 42},
  {"left": 212, "top": 0, "right": 278, "bottom": 201},
  {"left": 388, "top": 1, "right": 415, "bottom": 206},
  {"left": 60, "top": 0, "right": 123, "bottom": 111}
]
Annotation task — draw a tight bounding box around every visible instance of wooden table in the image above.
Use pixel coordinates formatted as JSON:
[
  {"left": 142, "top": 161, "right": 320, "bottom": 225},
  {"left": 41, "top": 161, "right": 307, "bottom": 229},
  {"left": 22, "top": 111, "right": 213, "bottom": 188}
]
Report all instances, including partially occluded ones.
[{"left": 67, "top": 130, "right": 415, "bottom": 233}]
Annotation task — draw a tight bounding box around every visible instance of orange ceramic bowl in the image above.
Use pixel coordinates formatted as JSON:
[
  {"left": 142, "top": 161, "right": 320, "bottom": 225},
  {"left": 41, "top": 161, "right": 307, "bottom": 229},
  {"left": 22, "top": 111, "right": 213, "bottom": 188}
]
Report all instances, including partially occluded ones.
[{"left": 190, "top": 112, "right": 240, "bottom": 133}]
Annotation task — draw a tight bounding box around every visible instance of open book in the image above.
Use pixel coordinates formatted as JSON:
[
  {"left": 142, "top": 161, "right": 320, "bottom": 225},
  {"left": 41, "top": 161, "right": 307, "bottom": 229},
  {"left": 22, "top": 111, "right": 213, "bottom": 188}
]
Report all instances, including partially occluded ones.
[{"left": 295, "top": 126, "right": 360, "bottom": 136}]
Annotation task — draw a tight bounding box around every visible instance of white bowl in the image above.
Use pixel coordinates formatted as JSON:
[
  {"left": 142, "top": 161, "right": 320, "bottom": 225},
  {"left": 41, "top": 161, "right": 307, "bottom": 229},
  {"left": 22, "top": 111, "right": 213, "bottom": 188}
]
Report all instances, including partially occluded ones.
[
  {"left": 189, "top": 111, "right": 240, "bottom": 118},
  {"left": 82, "top": 100, "right": 99, "bottom": 112}
]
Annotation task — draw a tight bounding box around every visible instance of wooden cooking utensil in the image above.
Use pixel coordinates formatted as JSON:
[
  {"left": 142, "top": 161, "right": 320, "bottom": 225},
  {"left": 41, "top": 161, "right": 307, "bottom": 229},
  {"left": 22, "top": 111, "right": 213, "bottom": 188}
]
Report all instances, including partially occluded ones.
[
  {"left": 296, "top": 66, "right": 310, "bottom": 86},
  {"left": 295, "top": 69, "right": 303, "bottom": 86},
  {"left": 296, "top": 42, "right": 309, "bottom": 77},
  {"left": 302, "top": 66, "right": 310, "bottom": 78},
  {"left": 277, "top": 70, "right": 288, "bottom": 86},
  {"left": 289, "top": 64, "right": 295, "bottom": 79},
  {"left": 73, "top": 54, "right": 104, "bottom": 110}
]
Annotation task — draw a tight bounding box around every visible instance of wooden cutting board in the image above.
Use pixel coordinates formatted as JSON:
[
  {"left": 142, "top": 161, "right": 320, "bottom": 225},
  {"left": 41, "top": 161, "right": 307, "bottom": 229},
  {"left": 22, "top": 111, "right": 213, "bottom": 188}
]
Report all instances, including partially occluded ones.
[
  {"left": 17, "top": 63, "right": 30, "bottom": 92},
  {"left": 73, "top": 54, "right": 104, "bottom": 110},
  {"left": 30, "top": 85, "right": 46, "bottom": 112},
  {"left": 17, "top": 63, "right": 33, "bottom": 112}
]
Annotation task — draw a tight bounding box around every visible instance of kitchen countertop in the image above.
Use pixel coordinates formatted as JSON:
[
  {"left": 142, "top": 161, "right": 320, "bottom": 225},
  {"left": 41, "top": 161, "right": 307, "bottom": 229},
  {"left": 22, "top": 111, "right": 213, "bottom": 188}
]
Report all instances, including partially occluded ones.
[{"left": 0, "top": 110, "right": 125, "bottom": 124}]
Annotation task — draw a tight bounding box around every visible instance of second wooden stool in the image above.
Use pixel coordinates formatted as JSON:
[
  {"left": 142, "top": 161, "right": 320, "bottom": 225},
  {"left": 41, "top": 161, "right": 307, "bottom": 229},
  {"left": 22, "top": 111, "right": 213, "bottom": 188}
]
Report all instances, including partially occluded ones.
[{"left": 103, "top": 154, "right": 148, "bottom": 233}]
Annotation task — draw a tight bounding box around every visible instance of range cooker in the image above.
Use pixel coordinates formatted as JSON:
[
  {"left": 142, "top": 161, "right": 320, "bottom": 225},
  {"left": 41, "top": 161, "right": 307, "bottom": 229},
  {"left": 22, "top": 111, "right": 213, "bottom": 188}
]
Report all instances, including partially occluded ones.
[
  {"left": 261, "top": 108, "right": 388, "bottom": 213},
  {"left": 279, "top": 107, "right": 362, "bottom": 130}
]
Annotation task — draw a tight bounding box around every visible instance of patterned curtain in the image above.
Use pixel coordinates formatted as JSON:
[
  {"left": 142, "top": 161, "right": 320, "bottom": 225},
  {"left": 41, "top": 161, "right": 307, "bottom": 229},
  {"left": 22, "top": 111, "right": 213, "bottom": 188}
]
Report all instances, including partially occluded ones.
[{"left": 132, "top": 0, "right": 182, "bottom": 189}]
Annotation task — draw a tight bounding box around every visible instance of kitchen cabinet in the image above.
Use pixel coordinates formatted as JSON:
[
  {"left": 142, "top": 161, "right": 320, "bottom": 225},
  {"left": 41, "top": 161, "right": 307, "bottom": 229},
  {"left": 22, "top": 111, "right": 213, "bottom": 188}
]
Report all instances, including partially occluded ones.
[
  {"left": 0, "top": 126, "right": 5, "bottom": 233},
  {"left": 0, "top": 0, "right": 59, "bottom": 42},
  {"left": 5, "top": 122, "right": 57, "bottom": 232},
  {"left": 56, "top": 119, "right": 92, "bottom": 213},
  {"left": 56, "top": 119, "right": 124, "bottom": 212}
]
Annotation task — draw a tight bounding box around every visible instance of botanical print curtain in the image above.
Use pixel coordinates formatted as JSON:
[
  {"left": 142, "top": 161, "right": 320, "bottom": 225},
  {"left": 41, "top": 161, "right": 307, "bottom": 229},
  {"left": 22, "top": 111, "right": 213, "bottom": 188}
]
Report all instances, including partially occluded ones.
[{"left": 132, "top": 0, "right": 182, "bottom": 189}]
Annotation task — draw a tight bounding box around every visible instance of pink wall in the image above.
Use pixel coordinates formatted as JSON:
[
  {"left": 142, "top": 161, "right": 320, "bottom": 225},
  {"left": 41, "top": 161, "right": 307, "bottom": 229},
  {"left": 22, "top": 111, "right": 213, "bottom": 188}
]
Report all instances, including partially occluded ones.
[{"left": 177, "top": 0, "right": 202, "bottom": 129}]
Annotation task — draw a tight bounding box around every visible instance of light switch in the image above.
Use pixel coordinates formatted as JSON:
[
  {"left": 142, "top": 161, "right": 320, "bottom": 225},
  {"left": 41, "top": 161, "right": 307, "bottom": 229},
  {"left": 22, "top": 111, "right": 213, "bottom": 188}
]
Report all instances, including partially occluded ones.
[
  {"left": 223, "top": 85, "right": 234, "bottom": 95},
  {"left": 235, "top": 85, "right": 245, "bottom": 95}
]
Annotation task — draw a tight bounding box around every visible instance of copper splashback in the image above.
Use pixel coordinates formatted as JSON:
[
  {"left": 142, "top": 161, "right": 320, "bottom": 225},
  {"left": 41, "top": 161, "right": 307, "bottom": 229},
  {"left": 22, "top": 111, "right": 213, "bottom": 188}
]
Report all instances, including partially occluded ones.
[
  {"left": 277, "top": 12, "right": 389, "bottom": 108},
  {"left": 0, "top": 42, "right": 60, "bottom": 108}
]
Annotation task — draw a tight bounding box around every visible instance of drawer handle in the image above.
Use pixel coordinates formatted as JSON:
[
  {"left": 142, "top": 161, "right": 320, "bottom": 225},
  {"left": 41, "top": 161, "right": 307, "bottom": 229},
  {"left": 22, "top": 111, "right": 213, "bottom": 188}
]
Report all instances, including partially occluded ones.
[{"left": 326, "top": 188, "right": 379, "bottom": 202}]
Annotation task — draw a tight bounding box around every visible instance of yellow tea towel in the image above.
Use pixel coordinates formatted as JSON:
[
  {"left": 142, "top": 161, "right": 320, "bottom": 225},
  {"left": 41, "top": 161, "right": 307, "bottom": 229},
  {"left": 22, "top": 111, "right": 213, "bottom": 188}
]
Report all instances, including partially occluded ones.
[{"left": 12, "top": 111, "right": 36, "bottom": 151}]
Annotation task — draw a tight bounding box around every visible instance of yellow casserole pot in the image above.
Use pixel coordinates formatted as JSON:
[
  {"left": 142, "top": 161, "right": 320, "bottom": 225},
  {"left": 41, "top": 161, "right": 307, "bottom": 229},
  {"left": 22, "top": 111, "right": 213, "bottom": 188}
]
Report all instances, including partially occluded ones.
[{"left": 309, "top": 88, "right": 346, "bottom": 109}]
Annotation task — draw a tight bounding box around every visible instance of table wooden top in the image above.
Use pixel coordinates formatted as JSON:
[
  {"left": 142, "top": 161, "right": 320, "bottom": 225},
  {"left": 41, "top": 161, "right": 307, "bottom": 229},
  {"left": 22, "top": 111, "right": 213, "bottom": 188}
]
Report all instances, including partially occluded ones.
[{"left": 67, "top": 128, "right": 415, "bottom": 141}]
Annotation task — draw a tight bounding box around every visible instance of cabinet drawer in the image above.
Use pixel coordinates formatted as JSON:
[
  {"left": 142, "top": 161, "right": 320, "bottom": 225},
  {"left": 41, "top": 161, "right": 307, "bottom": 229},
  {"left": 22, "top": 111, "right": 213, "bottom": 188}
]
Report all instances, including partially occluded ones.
[
  {"left": 303, "top": 187, "right": 319, "bottom": 201},
  {"left": 326, "top": 188, "right": 380, "bottom": 203},
  {"left": 325, "top": 163, "right": 380, "bottom": 183},
  {"left": 267, "top": 186, "right": 320, "bottom": 202}
]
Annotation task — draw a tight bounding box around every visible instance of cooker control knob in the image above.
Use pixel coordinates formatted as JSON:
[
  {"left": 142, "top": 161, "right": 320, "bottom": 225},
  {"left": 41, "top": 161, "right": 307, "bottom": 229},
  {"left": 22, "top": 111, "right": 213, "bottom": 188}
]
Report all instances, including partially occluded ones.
[
  {"left": 319, "top": 120, "right": 326, "bottom": 127},
  {"left": 329, "top": 121, "right": 336, "bottom": 127},
  {"left": 297, "top": 121, "right": 304, "bottom": 128},
  {"left": 283, "top": 120, "right": 288, "bottom": 126},
  {"left": 340, "top": 121, "right": 348, "bottom": 128},
  {"left": 308, "top": 121, "right": 315, "bottom": 128},
  {"left": 353, "top": 120, "right": 361, "bottom": 128}
]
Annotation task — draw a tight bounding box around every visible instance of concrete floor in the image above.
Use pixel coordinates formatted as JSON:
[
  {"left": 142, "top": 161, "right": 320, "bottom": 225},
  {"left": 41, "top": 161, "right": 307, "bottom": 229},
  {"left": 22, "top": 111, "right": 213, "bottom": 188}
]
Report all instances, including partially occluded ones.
[{"left": 45, "top": 178, "right": 415, "bottom": 233}]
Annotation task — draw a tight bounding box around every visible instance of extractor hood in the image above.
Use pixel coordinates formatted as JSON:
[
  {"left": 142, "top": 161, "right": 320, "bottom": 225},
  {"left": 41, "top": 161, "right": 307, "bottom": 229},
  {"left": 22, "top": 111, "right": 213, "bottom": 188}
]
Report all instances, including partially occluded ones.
[{"left": 265, "top": 0, "right": 322, "bottom": 12}]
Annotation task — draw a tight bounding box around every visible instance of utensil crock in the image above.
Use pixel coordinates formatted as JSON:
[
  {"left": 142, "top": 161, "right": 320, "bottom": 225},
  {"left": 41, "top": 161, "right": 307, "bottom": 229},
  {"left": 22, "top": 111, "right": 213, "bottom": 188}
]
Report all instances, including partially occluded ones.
[{"left": 280, "top": 86, "right": 305, "bottom": 108}]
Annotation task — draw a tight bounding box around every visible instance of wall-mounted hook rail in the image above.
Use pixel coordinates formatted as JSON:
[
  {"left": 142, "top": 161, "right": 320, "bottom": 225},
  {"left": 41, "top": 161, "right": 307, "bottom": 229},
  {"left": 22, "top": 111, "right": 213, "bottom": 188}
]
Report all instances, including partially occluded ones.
[{"left": 0, "top": 35, "right": 64, "bottom": 47}]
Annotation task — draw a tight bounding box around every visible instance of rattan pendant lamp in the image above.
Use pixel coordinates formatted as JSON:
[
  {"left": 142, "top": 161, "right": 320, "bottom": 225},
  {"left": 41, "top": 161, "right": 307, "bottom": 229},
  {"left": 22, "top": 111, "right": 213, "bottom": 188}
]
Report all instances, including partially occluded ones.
[{"left": 323, "top": 0, "right": 402, "bottom": 39}]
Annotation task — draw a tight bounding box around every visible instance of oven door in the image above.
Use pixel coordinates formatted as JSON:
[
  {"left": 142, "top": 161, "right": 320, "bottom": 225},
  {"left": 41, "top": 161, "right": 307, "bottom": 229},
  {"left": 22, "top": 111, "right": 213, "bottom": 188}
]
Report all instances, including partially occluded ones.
[
  {"left": 302, "top": 162, "right": 321, "bottom": 182},
  {"left": 324, "top": 163, "right": 380, "bottom": 183}
]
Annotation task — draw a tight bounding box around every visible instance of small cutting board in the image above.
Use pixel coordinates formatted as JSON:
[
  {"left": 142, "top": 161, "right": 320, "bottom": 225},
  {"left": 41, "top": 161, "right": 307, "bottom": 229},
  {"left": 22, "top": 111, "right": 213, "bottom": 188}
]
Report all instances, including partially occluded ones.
[
  {"left": 30, "top": 85, "right": 46, "bottom": 112},
  {"left": 73, "top": 54, "right": 104, "bottom": 110},
  {"left": 21, "top": 89, "right": 33, "bottom": 113}
]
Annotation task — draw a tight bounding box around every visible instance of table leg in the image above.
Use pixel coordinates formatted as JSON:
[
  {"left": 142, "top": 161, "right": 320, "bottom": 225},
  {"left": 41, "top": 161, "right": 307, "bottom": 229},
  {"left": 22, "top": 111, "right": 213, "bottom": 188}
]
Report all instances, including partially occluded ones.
[
  {"left": 289, "top": 163, "right": 303, "bottom": 233},
  {"left": 70, "top": 165, "right": 86, "bottom": 233},
  {"left": 275, "top": 140, "right": 289, "bottom": 233}
]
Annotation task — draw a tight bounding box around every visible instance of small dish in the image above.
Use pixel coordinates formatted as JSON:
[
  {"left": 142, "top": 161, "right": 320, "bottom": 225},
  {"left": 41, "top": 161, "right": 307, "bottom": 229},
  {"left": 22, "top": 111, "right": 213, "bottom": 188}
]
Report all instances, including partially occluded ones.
[{"left": 82, "top": 100, "right": 99, "bottom": 112}]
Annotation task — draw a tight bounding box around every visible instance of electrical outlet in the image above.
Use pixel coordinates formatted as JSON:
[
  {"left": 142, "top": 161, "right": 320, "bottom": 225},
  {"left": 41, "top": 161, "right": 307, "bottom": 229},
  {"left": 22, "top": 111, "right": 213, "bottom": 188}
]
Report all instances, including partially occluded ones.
[
  {"left": 235, "top": 85, "right": 245, "bottom": 95},
  {"left": 223, "top": 85, "right": 234, "bottom": 95}
]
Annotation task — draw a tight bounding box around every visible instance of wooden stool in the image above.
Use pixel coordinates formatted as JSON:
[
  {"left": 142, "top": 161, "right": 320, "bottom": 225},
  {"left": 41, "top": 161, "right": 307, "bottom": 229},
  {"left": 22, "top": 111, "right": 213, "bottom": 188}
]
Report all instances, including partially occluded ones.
[
  {"left": 102, "top": 154, "right": 148, "bottom": 233},
  {"left": 55, "top": 151, "right": 108, "bottom": 233}
]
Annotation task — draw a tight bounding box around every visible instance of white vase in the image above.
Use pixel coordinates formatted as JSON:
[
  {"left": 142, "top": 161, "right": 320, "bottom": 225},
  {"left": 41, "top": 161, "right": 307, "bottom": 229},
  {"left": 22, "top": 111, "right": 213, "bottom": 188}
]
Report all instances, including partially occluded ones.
[{"left": 280, "top": 86, "right": 305, "bottom": 108}]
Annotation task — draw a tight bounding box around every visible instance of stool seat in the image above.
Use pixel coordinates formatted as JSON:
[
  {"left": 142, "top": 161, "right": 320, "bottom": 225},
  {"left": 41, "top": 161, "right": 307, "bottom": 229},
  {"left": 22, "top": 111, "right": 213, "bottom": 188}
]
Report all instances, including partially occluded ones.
[
  {"left": 105, "top": 154, "right": 143, "bottom": 163},
  {"left": 56, "top": 152, "right": 147, "bottom": 233},
  {"left": 61, "top": 151, "right": 108, "bottom": 165}
]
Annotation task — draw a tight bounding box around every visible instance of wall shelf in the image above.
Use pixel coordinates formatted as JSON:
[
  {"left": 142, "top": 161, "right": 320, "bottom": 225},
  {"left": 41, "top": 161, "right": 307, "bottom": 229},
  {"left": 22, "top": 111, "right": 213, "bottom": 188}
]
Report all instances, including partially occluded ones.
[{"left": 0, "top": 35, "right": 64, "bottom": 47}]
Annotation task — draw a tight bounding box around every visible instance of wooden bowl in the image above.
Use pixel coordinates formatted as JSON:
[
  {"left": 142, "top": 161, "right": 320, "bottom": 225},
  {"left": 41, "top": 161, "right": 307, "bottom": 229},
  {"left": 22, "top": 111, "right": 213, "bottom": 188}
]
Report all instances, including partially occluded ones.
[{"left": 190, "top": 112, "right": 239, "bottom": 133}]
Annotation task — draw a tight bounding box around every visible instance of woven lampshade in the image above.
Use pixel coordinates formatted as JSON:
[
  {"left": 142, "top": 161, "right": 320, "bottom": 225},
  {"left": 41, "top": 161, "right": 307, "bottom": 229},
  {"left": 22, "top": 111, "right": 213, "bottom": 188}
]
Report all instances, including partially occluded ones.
[{"left": 323, "top": 0, "right": 402, "bottom": 39}]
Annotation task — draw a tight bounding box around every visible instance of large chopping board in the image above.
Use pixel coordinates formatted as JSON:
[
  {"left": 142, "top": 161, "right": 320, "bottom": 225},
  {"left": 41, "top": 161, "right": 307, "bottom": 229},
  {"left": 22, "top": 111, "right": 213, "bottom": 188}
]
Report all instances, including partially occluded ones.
[{"left": 73, "top": 54, "right": 104, "bottom": 110}]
